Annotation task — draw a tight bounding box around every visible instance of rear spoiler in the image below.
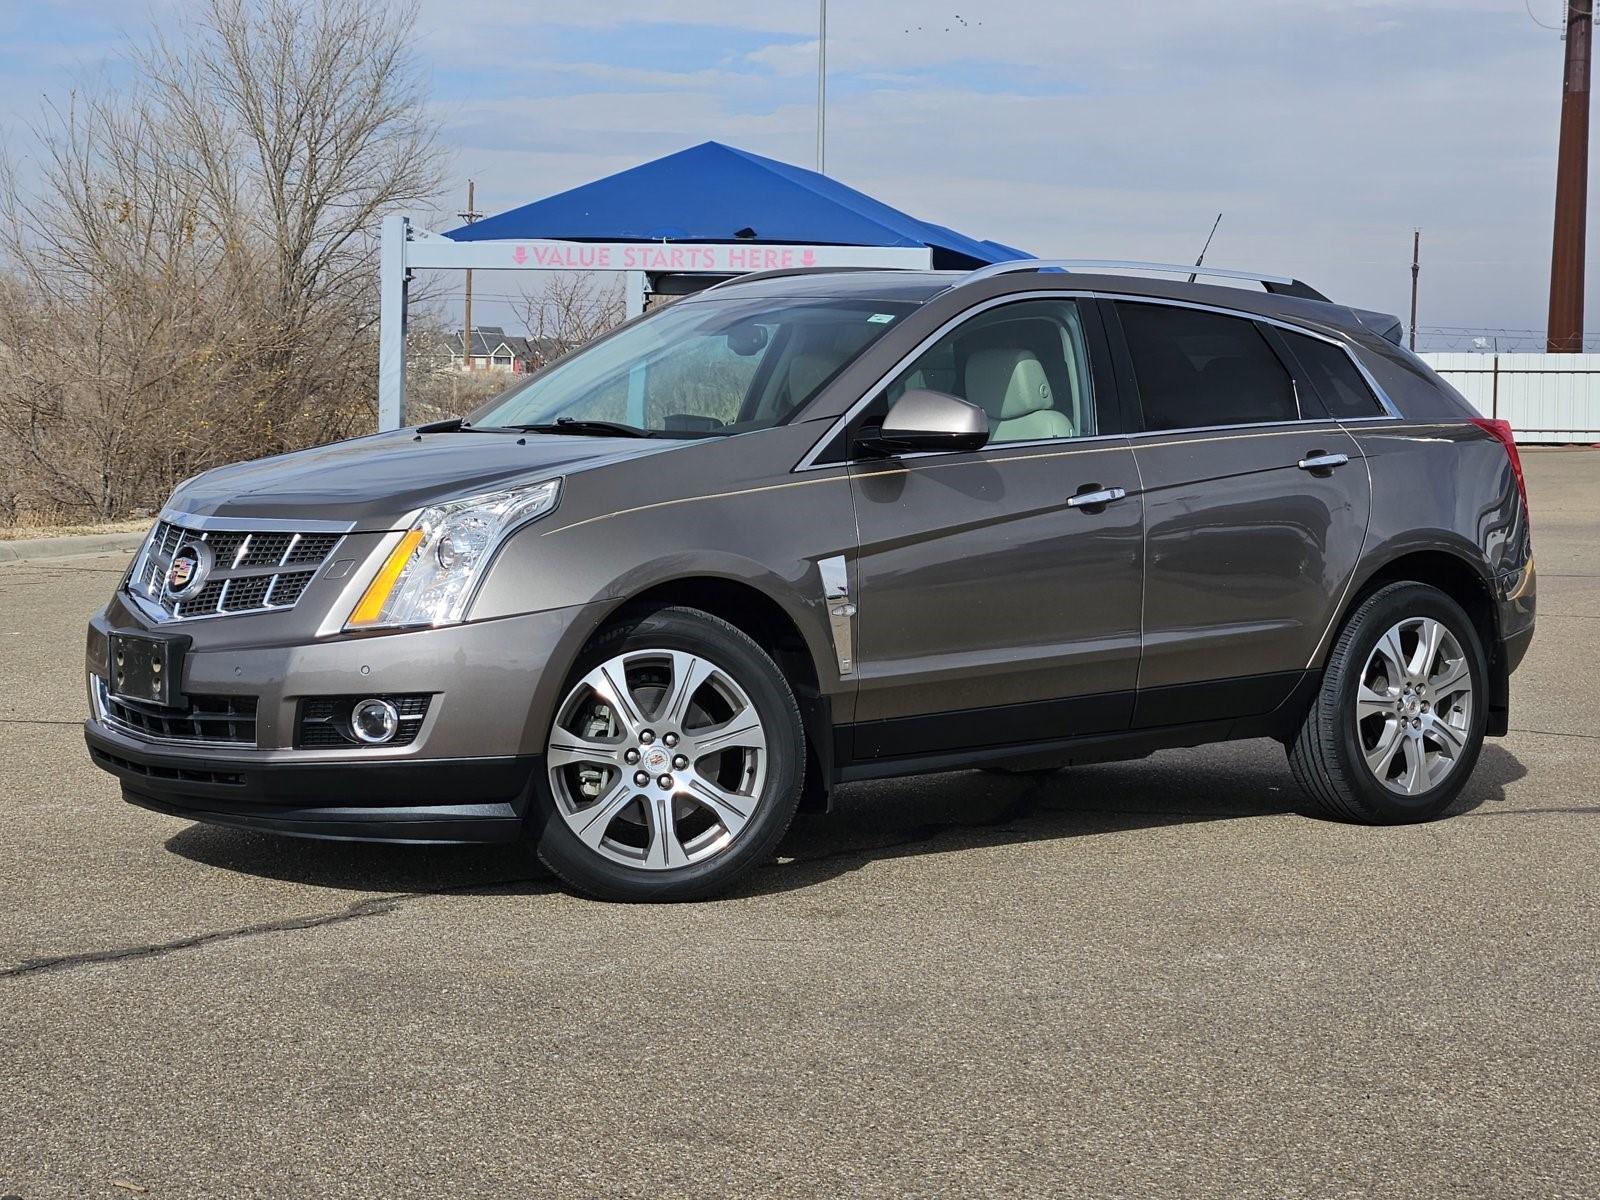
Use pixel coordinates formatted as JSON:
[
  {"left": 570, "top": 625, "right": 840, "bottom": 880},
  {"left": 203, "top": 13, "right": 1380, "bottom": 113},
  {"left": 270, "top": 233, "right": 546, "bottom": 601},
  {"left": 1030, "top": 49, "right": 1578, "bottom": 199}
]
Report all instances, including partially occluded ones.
[{"left": 1350, "top": 308, "right": 1405, "bottom": 346}]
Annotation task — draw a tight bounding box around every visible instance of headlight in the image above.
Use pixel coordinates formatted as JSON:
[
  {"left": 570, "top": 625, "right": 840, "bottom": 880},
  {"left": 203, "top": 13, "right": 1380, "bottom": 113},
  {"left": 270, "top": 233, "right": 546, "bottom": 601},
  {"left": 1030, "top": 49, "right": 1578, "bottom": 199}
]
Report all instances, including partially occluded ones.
[{"left": 345, "top": 479, "right": 561, "bottom": 630}]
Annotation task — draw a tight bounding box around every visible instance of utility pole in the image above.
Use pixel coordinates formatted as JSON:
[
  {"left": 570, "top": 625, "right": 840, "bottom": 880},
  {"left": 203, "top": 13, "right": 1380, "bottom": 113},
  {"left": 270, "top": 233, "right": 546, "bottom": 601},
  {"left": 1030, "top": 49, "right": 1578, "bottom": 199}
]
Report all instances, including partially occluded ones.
[
  {"left": 1548, "top": 0, "right": 1592, "bottom": 353},
  {"left": 816, "top": 0, "right": 827, "bottom": 173},
  {"left": 1409, "top": 229, "right": 1421, "bottom": 352},
  {"left": 458, "top": 179, "right": 482, "bottom": 369}
]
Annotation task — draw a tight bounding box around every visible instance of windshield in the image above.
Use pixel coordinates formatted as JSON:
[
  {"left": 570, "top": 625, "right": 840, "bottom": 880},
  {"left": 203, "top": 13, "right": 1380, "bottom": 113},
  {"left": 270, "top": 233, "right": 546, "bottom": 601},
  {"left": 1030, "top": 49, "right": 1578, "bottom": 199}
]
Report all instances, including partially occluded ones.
[{"left": 468, "top": 296, "right": 915, "bottom": 436}]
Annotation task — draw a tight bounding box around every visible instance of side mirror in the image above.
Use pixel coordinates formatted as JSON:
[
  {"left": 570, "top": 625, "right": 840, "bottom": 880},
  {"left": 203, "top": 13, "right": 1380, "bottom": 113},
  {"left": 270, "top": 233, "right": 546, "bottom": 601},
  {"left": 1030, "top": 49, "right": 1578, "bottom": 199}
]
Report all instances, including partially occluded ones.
[{"left": 855, "top": 389, "right": 990, "bottom": 457}]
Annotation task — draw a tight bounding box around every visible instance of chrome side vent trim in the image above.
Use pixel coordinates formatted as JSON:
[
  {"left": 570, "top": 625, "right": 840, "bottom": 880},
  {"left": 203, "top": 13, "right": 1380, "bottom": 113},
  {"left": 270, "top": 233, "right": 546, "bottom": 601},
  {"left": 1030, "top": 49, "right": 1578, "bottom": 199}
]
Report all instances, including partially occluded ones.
[{"left": 818, "top": 554, "right": 856, "bottom": 676}]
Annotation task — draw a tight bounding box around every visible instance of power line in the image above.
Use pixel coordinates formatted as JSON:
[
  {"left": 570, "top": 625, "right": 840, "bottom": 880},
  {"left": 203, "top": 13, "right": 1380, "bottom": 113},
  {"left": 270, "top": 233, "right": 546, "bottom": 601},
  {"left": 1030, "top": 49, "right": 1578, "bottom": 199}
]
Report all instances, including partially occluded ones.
[{"left": 1526, "top": 0, "right": 1563, "bottom": 31}]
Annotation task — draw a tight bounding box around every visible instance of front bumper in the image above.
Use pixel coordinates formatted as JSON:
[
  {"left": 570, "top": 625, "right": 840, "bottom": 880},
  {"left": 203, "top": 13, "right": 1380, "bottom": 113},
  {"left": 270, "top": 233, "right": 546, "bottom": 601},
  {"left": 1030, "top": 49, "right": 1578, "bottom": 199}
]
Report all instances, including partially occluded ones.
[
  {"left": 87, "top": 593, "right": 602, "bottom": 757},
  {"left": 85, "top": 590, "right": 613, "bottom": 842},
  {"left": 86, "top": 721, "right": 534, "bottom": 842}
]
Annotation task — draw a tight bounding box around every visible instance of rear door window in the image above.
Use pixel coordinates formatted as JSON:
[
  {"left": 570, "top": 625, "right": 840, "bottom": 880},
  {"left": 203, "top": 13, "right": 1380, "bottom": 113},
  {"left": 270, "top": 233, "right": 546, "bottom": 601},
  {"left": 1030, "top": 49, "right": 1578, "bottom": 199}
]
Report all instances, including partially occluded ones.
[
  {"left": 1278, "top": 330, "right": 1385, "bottom": 419},
  {"left": 1115, "top": 302, "right": 1300, "bottom": 431}
]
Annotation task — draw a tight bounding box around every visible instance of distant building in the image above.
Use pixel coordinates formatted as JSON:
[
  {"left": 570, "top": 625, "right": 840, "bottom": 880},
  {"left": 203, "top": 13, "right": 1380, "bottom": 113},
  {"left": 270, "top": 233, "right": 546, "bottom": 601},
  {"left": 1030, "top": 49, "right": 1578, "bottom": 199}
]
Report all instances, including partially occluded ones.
[{"left": 439, "top": 327, "right": 559, "bottom": 373}]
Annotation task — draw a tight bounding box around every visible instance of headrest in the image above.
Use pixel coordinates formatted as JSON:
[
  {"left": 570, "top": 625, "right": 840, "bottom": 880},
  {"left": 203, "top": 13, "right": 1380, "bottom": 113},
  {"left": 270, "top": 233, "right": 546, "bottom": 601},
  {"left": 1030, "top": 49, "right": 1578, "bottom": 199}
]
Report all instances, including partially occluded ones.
[{"left": 965, "top": 348, "right": 1053, "bottom": 420}]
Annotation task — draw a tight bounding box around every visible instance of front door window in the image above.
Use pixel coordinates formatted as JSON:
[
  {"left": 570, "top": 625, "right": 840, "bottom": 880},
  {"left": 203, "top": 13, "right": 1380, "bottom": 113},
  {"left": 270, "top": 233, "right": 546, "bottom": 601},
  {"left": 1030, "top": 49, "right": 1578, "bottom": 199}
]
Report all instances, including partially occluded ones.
[{"left": 884, "top": 299, "right": 1099, "bottom": 445}]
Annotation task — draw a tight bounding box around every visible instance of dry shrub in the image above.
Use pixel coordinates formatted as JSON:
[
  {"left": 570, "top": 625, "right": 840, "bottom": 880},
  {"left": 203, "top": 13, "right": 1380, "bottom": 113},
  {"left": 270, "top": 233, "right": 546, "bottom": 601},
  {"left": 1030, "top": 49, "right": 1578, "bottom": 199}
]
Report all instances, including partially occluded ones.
[
  {"left": 0, "top": 0, "right": 444, "bottom": 524},
  {"left": 402, "top": 274, "right": 627, "bottom": 426}
]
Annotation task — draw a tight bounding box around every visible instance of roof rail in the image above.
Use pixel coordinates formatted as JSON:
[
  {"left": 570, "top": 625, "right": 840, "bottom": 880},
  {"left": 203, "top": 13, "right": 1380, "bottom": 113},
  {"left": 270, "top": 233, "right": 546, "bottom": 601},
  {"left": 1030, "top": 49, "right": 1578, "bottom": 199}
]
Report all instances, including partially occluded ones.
[{"left": 957, "top": 259, "right": 1330, "bottom": 302}]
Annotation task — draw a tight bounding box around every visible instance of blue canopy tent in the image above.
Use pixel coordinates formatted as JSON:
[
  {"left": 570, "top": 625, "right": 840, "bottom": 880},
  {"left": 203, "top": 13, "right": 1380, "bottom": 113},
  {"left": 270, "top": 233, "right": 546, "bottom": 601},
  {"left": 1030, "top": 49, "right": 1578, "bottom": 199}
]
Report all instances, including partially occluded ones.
[
  {"left": 378, "top": 143, "right": 1031, "bottom": 428},
  {"left": 444, "top": 141, "right": 1028, "bottom": 270}
]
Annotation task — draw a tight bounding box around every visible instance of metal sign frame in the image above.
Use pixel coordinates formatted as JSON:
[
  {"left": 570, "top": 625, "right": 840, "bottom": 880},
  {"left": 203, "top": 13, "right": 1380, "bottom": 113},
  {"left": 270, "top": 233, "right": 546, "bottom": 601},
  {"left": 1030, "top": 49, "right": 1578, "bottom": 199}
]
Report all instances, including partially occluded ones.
[{"left": 377, "top": 214, "right": 934, "bottom": 430}]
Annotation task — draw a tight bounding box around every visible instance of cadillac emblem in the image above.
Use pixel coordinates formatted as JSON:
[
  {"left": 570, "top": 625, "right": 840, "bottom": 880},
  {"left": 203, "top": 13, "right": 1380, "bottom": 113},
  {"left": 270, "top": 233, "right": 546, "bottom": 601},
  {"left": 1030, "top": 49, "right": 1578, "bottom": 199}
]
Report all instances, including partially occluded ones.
[{"left": 163, "top": 541, "right": 214, "bottom": 600}]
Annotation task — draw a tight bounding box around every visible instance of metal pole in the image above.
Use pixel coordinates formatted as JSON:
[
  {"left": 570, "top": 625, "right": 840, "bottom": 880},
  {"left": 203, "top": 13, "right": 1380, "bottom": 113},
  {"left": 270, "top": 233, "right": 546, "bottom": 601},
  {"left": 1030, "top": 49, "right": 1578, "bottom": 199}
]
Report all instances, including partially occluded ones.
[
  {"left": 624, "top": 271, "right": 647, "bottom": 426},
  {"left": 1409, "top": 229, "right": 1420, "bottom": 352},
  {"left": 459, "top": 179, "right": 481, "bottom": 369},
  {"left": 1549, "top": 0, "right": 1592, "bottom": 353},
  {"left": 816, "top": 0, "right": 827, "bottom": 173},
  {"left": 377, "top": 213, "right": 409, "bottom": 431}
]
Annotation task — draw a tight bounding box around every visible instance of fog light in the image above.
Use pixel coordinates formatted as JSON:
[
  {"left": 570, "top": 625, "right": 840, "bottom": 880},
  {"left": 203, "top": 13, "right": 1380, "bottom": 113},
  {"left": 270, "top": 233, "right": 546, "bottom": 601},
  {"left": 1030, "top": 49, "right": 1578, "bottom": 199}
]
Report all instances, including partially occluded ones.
[{"left": 350, "top": 698, "right": 400, "bottom": 745}]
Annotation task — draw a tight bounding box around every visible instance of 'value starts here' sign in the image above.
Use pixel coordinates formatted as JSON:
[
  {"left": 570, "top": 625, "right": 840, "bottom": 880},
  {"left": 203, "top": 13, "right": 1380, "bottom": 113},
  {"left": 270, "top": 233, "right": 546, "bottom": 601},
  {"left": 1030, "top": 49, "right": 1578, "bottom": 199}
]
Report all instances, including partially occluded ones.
[
  {"left": 406, "top": 236, "right": 933, "bottom": 274},
  {"left": 511, "top": 243, "right": 818, "bottom": 271}
]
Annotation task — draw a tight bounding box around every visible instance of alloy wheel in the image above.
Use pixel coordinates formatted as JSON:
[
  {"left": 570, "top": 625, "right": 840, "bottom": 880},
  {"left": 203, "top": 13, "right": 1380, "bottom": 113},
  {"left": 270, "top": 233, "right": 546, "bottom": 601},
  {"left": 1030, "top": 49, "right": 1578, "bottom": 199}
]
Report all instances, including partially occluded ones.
[
  {"left": 546, "top": 649, "right": 769, "bottom": 870},
  {"left": 1355, "top": 616, "right": 1474, "bottom": 796}
]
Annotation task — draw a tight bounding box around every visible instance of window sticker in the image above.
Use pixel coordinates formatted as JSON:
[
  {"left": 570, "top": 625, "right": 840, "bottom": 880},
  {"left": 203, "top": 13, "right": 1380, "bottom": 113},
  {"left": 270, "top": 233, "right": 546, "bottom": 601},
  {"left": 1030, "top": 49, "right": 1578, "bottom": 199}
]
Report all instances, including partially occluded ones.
[{"left": 867, "top": 313, "right": 896, "bottom": 324}]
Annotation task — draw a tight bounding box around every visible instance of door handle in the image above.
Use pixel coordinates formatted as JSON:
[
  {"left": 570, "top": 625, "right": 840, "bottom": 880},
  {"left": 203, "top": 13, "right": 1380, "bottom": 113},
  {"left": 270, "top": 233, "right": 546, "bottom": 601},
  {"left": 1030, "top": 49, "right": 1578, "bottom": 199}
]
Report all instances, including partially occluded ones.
[
  {"left": 1066, "top": 485, "right": 1128, "bottom": 511},
  {"left": 1296, "top": 451, "right": 1349, "bottom": 473}
]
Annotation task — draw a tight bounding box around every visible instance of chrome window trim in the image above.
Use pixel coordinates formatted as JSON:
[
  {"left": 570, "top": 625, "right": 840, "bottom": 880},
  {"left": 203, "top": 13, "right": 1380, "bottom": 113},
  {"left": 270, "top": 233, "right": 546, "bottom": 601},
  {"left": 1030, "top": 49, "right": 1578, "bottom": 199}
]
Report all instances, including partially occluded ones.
[
  {"left": 843, "top": 429, "right": 1133, "bottom": 470},
  {"left": 795, "top": 288, "right": 1402, "bottom": 472},
  {"left": 159, "top": 509, "right": 357, "bottom": 534},
  {"left": 1125, "top": 417, "right": 1350, "bottom": 443},
  {"left": 1103, "top": 293, "right": 1403, "bottom": 422},
  {"left": 1341, "top": 357, "right": 1404, "bottom": 420},
  {"left": 794, "top": 289, "right": 1105, "bottom": 472}
]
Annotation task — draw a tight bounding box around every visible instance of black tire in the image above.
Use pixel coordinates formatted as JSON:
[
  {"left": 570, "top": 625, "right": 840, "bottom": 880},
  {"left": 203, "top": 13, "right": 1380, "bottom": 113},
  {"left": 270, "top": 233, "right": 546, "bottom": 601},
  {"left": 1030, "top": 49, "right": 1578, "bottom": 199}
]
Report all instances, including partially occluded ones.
[
  {"left": 1289, "top": 581, "right": 1489, "bottom": 824},
  {"left": 530, "top": 606, "right": 805, "bottom": 902}
]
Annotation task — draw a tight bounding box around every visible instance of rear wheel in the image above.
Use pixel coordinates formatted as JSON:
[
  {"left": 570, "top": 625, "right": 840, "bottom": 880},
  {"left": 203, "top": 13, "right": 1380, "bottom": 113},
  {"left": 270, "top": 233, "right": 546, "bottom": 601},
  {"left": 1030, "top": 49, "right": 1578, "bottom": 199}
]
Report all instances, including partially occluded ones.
[
  {"left": 531, "top": 607, "right": 804, "bottom": 901},
  {"left": 1289, "top": 582, "right": 1487, "bottom": 823}
]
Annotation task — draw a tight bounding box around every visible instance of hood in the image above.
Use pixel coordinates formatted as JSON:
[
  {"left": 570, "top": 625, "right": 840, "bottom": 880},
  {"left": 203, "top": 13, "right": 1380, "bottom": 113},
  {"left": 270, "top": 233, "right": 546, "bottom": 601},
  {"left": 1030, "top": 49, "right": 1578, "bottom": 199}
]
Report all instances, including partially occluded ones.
[{"left": 168, "top": 429, "right": 679, "bottom": 530}]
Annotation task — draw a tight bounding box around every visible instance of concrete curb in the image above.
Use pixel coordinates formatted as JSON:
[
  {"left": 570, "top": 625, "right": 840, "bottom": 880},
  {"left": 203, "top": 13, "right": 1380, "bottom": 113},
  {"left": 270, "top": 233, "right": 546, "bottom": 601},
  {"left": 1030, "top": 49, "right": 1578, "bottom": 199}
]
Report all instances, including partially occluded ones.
[{"left": 0, "top": 533, "right": 145, "bottom": 563}]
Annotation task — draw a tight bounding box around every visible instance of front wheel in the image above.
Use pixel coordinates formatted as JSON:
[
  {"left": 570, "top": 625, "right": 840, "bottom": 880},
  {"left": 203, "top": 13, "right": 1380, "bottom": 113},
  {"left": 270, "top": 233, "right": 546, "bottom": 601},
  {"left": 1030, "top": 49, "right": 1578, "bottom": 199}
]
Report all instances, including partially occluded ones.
[
  {"left": 1289, "top": 581, "right": 1488, "bottom": 824},
  {"left": 531, "top": 607, "right": 805, "bottom": 901}
]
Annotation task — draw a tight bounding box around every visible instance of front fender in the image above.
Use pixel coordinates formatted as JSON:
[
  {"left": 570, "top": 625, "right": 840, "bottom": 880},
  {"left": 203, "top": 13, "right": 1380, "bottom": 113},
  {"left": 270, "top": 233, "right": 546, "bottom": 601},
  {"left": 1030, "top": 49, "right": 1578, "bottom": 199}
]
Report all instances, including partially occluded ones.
[{"left": 468, "top": 428, "right": 861, "bottom": 746}]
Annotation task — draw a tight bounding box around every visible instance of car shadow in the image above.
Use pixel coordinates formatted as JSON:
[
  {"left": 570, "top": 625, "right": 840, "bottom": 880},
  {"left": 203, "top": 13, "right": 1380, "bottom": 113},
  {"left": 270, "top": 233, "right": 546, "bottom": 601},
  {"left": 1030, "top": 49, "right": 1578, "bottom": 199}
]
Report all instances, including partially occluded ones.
[
  {"left": 165, "top": 824, "right": 553, "bottom": 897},
  {"left": 730, "top": 740, "right": 1530, "bottom": 899},
  {"left": 164, "top": 741, "right": 1532, "bottom": 901}
]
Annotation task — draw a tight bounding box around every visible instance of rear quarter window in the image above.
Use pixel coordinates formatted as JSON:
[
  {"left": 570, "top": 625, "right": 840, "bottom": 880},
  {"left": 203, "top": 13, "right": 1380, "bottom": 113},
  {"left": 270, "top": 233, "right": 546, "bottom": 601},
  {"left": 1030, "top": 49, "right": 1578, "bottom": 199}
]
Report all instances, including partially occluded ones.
[{"left": 1280, "top": 331, "right": 1385, "bottom": 419}]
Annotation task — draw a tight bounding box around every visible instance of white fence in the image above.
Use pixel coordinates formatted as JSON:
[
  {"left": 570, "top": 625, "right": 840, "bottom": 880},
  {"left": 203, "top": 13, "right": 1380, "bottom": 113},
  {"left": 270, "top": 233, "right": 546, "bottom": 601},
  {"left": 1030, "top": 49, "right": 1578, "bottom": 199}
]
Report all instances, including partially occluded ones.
[{"left": 1421, "top": 353, "right": 1600, "bottom": 444}]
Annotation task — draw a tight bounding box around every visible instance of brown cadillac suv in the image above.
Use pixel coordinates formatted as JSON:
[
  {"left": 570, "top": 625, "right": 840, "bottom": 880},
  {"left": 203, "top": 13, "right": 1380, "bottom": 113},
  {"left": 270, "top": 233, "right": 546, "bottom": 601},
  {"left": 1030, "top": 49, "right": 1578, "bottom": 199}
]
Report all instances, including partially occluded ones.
[{"left": 85, "top": 260, "right": 1536, "bottom": 901}]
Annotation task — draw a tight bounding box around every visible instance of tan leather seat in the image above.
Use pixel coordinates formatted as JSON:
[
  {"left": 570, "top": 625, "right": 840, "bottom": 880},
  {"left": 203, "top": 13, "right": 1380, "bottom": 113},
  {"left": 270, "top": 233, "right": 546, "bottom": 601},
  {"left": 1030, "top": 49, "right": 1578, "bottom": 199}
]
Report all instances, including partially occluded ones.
[
  {"left": 784, "top": 352, "right": 836, "bottom": 409},
  {"left": 964, "top": 348, "right": 1073, "bottom": 441}
]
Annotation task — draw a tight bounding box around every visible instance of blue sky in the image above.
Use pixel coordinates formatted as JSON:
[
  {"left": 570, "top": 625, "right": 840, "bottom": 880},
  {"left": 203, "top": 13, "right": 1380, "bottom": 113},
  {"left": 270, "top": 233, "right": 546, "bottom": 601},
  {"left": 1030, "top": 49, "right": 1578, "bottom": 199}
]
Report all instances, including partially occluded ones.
[{"left": 0, "top": 0, "right": 1591, "bottom": 345}]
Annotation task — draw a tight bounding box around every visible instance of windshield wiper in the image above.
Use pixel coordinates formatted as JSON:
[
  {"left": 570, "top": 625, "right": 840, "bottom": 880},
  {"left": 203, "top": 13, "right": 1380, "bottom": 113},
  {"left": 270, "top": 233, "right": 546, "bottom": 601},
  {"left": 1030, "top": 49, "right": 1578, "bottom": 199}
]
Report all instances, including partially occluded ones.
[{"left": 515, "top": 418, "right": 653, "bottom": 438}]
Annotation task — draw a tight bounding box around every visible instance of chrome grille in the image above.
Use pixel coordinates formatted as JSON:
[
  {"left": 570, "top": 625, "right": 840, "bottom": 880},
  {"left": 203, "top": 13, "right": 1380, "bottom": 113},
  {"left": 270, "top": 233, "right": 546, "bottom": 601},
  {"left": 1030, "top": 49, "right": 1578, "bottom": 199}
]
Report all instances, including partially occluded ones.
[
  {"left": 128, "top": 520, "right": 342, "bottom": 620},
  {"left": 96, "top": 678, "right": 258, "bottom": 746}
]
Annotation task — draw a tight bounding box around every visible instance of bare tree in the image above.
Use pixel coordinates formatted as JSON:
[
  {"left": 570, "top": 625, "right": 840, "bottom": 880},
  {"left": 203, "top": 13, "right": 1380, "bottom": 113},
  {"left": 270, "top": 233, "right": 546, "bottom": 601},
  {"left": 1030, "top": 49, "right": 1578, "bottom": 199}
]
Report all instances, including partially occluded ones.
[
  {"left": 517, "top": 272, "right": 625, "bottom": 363},
  {"left": 401, "top": 315, "right": 511, "bottom": 425},
  {"left": 402, "top": 275, "right": 626, "bottom": 425},
  {"left": 0, "top": 0, "right": 444, "bottom": 523}
]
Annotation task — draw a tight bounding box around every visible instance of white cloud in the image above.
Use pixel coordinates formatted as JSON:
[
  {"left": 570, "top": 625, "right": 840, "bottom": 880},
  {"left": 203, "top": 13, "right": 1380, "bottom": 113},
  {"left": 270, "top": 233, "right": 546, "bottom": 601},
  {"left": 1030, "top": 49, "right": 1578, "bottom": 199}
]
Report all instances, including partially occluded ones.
[{"left": 2, "top": 0, "right": 1591, "bottom": 335}]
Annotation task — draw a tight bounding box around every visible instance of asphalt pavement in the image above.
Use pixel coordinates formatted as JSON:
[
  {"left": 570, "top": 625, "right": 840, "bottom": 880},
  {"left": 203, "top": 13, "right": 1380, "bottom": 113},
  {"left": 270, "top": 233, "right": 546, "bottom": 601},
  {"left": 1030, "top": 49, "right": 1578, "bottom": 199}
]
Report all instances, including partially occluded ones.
[{"left": 1, "top": 450, "right": 1596, "bottom": 1199}]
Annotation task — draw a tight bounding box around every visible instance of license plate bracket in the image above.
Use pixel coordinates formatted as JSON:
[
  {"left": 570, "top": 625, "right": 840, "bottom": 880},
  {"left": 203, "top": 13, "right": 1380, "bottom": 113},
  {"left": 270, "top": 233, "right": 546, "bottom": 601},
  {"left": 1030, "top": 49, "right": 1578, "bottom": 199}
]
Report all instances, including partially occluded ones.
[{"left": 108, "top": 632, "right": 190, "bottom": 709}]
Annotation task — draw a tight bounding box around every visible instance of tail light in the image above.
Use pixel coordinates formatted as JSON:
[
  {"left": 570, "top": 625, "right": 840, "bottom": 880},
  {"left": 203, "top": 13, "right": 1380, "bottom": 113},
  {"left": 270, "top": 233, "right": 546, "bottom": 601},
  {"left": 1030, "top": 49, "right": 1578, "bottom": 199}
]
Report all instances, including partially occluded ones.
[{"left": 1470, "top": 417, "right": 1529, "bottom": 526}]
